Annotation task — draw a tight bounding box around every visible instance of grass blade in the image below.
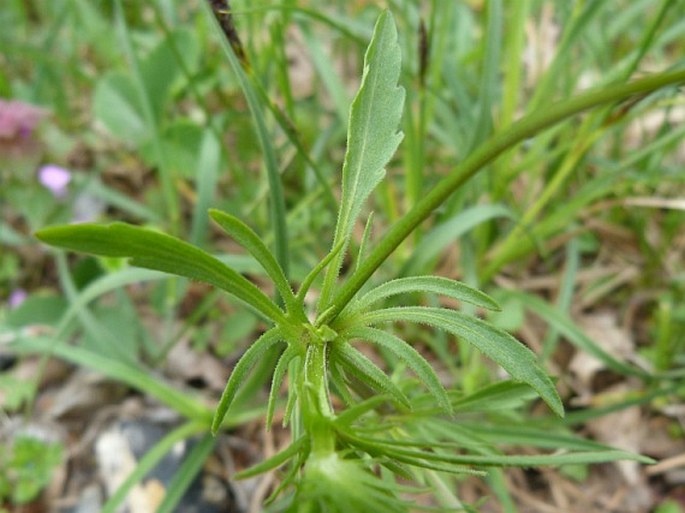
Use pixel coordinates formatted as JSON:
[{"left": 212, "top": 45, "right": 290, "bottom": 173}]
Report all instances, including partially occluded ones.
[
  {"left": 505, "top": 291, "right": 650, "bottom": 378},
  {"left": 11, "top": 336, "right": 211, "bottom": 422},
  {"left": 100, "top": 421, "right": 205, "bottom": 513},
  {"left": 204, "top": 1, "right": 290, "bottom": 278},
  {"left": 155, "top": 434, "right": 216, "bottom": 513},
  {"left": 400, "top": 203, "right": 514, "bottom": 276},
  {"left": 190, "top": 131, "right": 221, "bottom": 247}
]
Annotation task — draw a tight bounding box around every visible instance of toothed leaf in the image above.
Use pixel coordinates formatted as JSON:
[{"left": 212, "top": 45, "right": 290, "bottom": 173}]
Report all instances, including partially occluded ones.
[{"left": 319, "top": 10, "right": 405, "bottom": 307}]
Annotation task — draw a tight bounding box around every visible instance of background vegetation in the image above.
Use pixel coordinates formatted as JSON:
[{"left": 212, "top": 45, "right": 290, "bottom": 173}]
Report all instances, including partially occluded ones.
[{"left": 1, "top": 1, "right": 684, "bottom": 512}]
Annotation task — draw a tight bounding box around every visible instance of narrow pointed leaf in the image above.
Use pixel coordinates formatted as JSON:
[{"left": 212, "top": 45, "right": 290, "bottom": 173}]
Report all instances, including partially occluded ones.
[
  {"left": 400, "top": 204, "right": 515, "bottom": 276},
  {"left": 333, "top": 395, "right": 389, "bottom": 427},
  {"left": 319, "top": 10, "right": 405, "bottom": 307},
  {"left": 345, "top": 326, "right": 451, "bottom": 413},
  {"left": 35, "top": 223, "right": 285, "bottom": 323},
  {"left": 297, "top": 239, "right": 345, "bottom": 303},
  {"left": 209, "top": 209, "right": 296, "bottom": 310},
  {"left": 235, "top": 436, "right": 308, "bottom": 479},
  {"left": 329, "top": 359, "right": 355, "bottom": 406},
  {"left": 332, "top": 340, "right": 410, "bottom": 409},
  {"left": 348, "top": 276, "right": 500, "bottom": 313},
  {"left": 360, "top": 307, "right": 564, "bottom": 417},
  {"left": 356, "top": 211, "right": 375, "bottom": 271},
  {"left": 354, "top": 441, "right": 654, "bottom": 467},
  {"left": 266, "top": 345, "right": 300, "bottom": 428},
  {"left": 212, "top": 328, "right": 283, "bottom": 434}
]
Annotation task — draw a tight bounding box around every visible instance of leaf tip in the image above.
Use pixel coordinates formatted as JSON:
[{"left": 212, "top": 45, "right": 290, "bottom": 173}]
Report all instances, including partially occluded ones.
[
  {"left": 207, "top": 208, "right": 223, "bottom": 221},
  {"left": 210, "top": 413, "right": 224, "bottom": 436}
]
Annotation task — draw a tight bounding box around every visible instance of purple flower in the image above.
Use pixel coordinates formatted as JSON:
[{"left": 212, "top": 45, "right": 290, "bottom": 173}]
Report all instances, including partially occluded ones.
[
  {"left": 8, "top": 288, "right": 27, "bottom": 309},
  {"left": 39, "top": 164, "right": 72, "bottom": 198},
  {"left": 0, "top": 99, "right": 47, "bottom": 140}
]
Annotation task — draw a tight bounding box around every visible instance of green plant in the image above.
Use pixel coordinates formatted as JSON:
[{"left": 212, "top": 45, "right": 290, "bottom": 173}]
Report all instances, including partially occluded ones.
[
  {"left": 0, "top": 435, "right": 62, "bottom": 507},
  {"left": 25, "top": 4, "right": 685, "bottom": 512}
]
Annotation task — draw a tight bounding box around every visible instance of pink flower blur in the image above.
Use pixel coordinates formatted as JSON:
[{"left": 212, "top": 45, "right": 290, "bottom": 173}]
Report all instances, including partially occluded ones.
[
  {"left": 9, "top": 288, "right": 27, "bottom": 309},
  {"left": 39, "top": 164, "right": 72, "bottom": 198},
  {"left": 0, "top": 99, "right": 47, "bottom": 140}
]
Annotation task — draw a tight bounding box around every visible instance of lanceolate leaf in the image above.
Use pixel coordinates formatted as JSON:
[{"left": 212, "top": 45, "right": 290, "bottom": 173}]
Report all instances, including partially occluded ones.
[
  {"left": 296, "top": 239, "right": 346, "bottom": 304},
  {"left": 346, "top": 276, "right": 500, "bottom": 314},
  {"left": 209, "top": 209, "right": 297, "bottom": 310},
  {"left": 359, "top": 307, "right": 564, "bottom": 417},
  {"left": 319, "top": 10, "right": 405, "bottom": 307},
  {"left": 332, "top": 340, "right": 410, "bottom": 409},
  {"left": 267, "top": 345, "right": 301, "bottom": 428},
  {"left": 235, "top": 436, "right": 308, "bottom": 479},
  {"left": 346, "top": 436, "right": 652, "bottom": 467},
  {"left": 344, "top": 326, "right": 451, "bottom": 413},
  {"left": 212, "top": 328, "right": 284, "bottom": 434},
  {"left": 35, "top": 223, "right": 286, "bottom": 323}
]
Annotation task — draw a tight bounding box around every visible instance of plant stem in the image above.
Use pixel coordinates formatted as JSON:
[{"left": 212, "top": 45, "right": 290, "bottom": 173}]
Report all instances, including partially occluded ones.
[{"left": 318, "top": 69, "right": 685, "bottom": 326}]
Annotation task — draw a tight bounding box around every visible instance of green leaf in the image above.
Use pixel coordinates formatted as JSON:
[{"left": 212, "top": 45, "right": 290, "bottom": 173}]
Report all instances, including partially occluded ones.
[
  {"left": 329, "top": 359, "right": 357, "bottom": 407},
  {"left": 235, "top": 436, "right": 308, "bottom": 480},
  {"left": 212, "top": 328, "right": 284, "bottom": 434},
  {"left": 267, "top": 345, "right": 301, "bottom": 428},
  {"left": 155, "top": 434, "right": 216, "bottom": 513},
  {"left": 297, "top": 239, "right": 346, "bottom": 304},
  {"left": 331, "top": 339, "right": 410, "bottom": 409},
  {"left": 360, "top": 307, "right": 564, "bottom": 417},
  {"left": 140, "top": 28, "right": 200, "bottom": 122},
  {"left": 190, "top": 131, "right": 221, "bottom": 245},
  {"left": 344, "top": 326, "right": 451, "bottom": 414},
  {"left": 35, "top": 223, "right": 286, "bottom": 323},
  {"left": 449, "top": 381, "right": 538, "bottom": 414},
  {"left": 457, "top": 424, "right": 622, "bottom": 453},
  {"left": 400, "top": 204, "right": 515, "bottom": 276},
  {"left": 209, "top": 209, "right": 297, "bottom": 310},
  {"left": 346, "top": 276, "right": 500, "bottom": 314},
  {"left": 350, "top": 441, "right": 654, "bottom": 467},
  {"left": 333, "top": 395, "right": 389, "bottom": 427},
  {"left": 356, "top": 211, "right": 375, "bottom": 272},
  {"left": 319, "top": 10, "right": 405, "bottom": 307}
]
